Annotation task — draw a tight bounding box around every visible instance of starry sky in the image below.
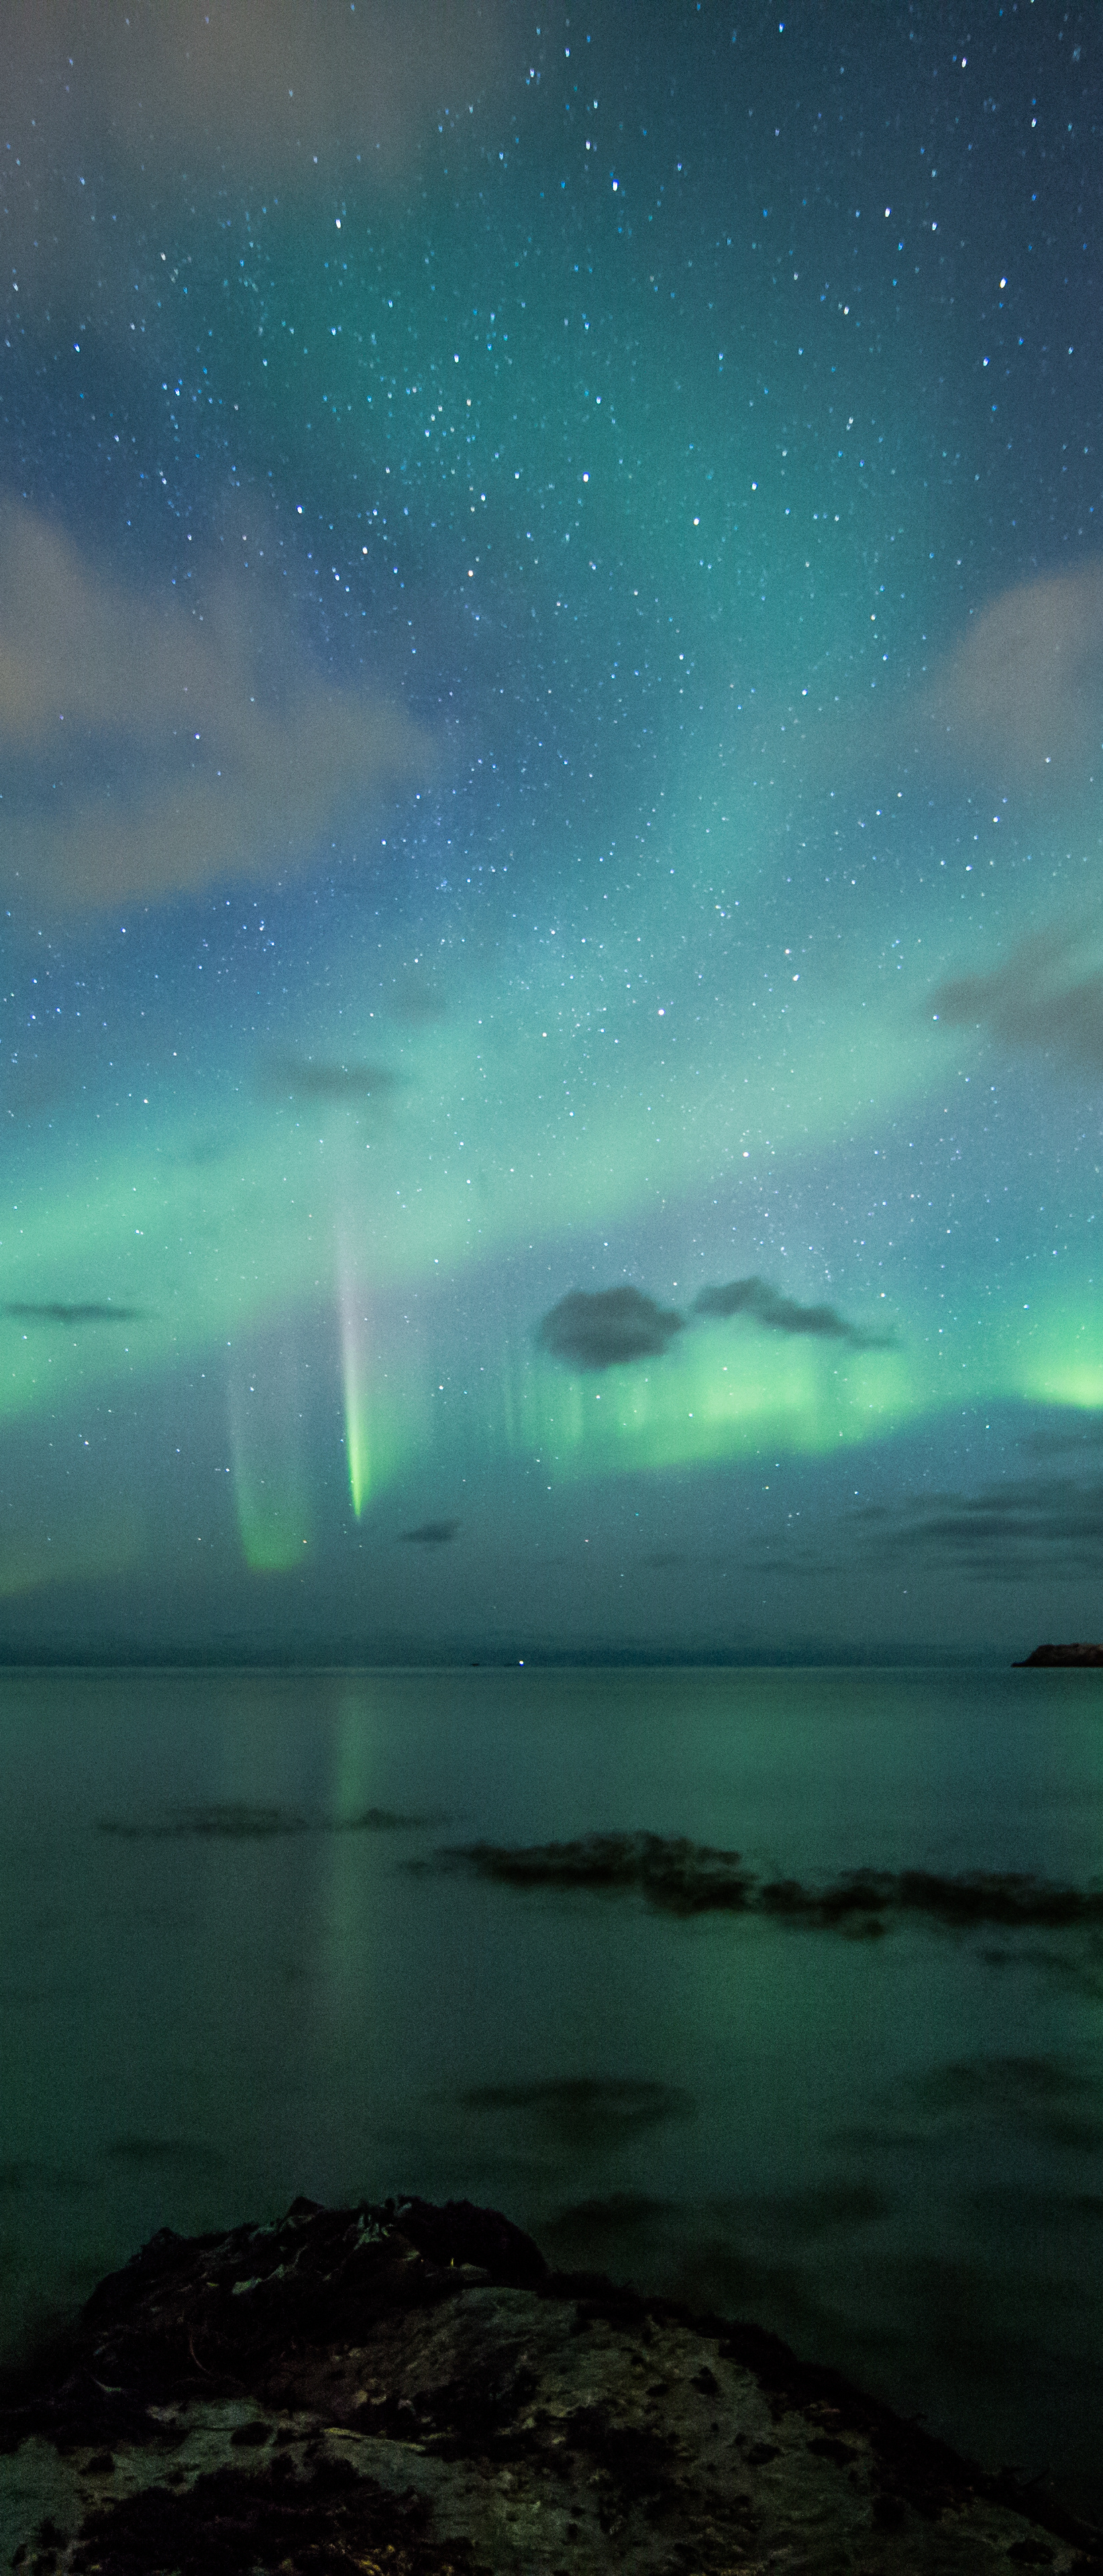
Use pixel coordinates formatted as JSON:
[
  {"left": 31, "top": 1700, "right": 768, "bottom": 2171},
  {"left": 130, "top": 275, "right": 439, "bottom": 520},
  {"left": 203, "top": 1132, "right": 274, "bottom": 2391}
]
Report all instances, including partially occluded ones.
[{"left": 1, "top": 1, "right": 1100, "bottom": 1660}]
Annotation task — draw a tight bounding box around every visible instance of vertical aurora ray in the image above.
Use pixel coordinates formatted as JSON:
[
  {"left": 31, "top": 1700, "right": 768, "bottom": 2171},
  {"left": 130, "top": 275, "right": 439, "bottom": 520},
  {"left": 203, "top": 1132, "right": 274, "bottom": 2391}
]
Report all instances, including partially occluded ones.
[
  {"left": 339, "top": 1249, "right": 370, "bottom": 1519},
  {"left": 228, "top": 1342, "right": 311, "bottom": 1572}
]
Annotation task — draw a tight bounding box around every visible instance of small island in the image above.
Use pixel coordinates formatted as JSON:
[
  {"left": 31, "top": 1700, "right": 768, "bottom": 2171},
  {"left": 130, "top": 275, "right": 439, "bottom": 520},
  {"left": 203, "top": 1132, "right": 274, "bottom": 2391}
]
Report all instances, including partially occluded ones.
[{"left": 1015, "top": 1642, "right": 1103, "bottom": 1668}]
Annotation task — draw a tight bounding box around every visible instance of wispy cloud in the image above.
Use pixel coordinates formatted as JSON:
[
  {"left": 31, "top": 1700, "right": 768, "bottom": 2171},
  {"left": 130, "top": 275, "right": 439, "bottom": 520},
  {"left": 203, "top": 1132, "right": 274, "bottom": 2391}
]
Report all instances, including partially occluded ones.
[
  {"left": 863, "top": 1476, "right": 1103, "bottom": 1576},
  {"left": 0, "top": 500, "right": 431, "bottom": 910},
  {"left": 2, "top": 1301, "right": 148, "bottom": 1325},
  {"left": 401, "top": 1519, "right": 460, "bottom": 1545},
  {"left": 693, "top": 1277, "right": 893, "bottom": 1349},
  {"left": 261, "top": 1056, "right": 402, "bottom": 1104},
  {"left": 913, "top": 563, "right": 1103, "bottom": 786},
  {"left": 931, "top": 920, "right": 1103, "bottom": 1078},
  {"left": 5, "top": 3, "right": 521, "bottom": 287},
  {"left": 0, "top": 1521, "right": 139, "bottom": 1599},
  {"left": 389, "top": 973, "right": 448, "bottom": 1024}
]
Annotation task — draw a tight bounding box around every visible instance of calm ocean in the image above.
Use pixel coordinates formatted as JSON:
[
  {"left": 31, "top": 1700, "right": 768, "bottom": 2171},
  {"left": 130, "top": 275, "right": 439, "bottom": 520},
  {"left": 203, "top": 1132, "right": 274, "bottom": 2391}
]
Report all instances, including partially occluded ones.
[{"left": 1, "top": 1664, "right": 1100, "bottom": 2520}]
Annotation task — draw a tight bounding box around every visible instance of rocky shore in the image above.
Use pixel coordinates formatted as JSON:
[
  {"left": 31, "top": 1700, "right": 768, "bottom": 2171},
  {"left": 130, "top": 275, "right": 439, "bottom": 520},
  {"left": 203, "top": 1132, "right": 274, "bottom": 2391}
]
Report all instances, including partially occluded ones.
[{"left": 1, "top": 2194, "right": 1100, "bottom": 2574}]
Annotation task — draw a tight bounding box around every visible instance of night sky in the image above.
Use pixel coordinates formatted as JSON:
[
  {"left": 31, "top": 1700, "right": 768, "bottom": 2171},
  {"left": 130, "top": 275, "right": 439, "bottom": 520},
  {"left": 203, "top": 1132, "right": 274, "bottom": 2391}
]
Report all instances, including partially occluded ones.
[{"left": 1, "top": 1, "right": 1100, "bottom": 1659}]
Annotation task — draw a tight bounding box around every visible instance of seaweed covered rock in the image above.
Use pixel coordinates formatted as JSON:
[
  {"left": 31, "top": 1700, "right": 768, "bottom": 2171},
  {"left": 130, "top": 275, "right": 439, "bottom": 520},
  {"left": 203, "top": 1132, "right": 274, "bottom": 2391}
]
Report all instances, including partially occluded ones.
[{"left": 1, "top": 2196, "right": 1100, "bottom": 2573}]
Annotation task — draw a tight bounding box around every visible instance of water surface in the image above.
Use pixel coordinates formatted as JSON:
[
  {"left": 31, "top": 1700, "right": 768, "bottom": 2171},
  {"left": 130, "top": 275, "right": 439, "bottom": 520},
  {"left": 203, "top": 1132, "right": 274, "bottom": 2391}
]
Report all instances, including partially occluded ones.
[{"left": 1, "top": 1664, "right": 1100, "bottom": 2520}]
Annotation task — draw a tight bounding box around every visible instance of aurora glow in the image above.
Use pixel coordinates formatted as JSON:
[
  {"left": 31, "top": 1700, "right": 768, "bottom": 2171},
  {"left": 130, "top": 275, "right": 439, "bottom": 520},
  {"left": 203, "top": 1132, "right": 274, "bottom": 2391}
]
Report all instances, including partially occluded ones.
[
  {"left": 340, "top": 1253, "right": 372, "bottom": 1523},
  {"left": 1, "top": 1, "right": 1100, "bottom": 1657}
]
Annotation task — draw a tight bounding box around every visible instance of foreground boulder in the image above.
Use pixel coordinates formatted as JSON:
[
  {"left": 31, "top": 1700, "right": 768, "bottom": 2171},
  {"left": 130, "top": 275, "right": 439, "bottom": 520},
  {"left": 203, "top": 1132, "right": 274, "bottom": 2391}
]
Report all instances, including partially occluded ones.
[{"left": 1, "top": 2195, "right": 1099, "bottom": 2573}]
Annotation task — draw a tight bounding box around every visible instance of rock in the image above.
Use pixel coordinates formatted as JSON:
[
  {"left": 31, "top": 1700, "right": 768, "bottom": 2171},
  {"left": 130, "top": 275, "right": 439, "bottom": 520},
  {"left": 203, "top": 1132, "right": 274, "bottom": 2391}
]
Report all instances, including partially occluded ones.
[
  {"left": 1, "top": 2195, "right": 1100, "bottom": 2572},
  {"left": 1014, "top": 1644, "right": 1103, "bottom": 1668}
]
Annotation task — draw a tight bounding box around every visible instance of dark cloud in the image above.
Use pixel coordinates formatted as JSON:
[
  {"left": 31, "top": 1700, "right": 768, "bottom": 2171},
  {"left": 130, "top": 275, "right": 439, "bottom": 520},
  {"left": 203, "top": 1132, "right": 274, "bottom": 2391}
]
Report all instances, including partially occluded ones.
[
  {"left": 865, "top": 1477, "right": 1103, "bottom": 1576},
  {"left": 537, "top": 1277, "right": 890, "bottom": 1371},
  {"left": 2, "top": 1301, "right": 148, "bottom": 1325},
  {"left": 431, "top": 1833, "right": 1103, "bottom": 1934},
  {"left": 262, "top": 1055, "right": 401, "bottom": 1104},
  {"left": 401, "top": 1519, "right": 460, "bottom": 1546},
  {"left": 931, "top": 922, "right": 1103, "bottom": 1078},
  {"left": 1025, "top": 1417, "right": 1103, "bottom": 1457},
  {"left": 538, "top": 1286, "right": 684, "bottom": 1371},
  {"left": 694, "top": 1277, "right": 892, "bottom": 1350}
]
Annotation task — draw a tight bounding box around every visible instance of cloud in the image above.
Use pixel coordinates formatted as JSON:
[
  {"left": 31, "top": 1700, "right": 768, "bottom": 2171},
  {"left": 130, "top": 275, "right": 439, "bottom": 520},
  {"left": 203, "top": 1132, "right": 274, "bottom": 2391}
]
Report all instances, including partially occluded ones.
[
  {"left": 911, "top": 561, "right": 1103, "bottom": 784},
  {"left": 389, "top": 972, "right": 448, "bottom": 1024},
  {"left": 401, "top": 1519, "right": 460, "bottom": 1546},
  {"left": 5, "top": 4, "right": 521, "bottom": 274},
  {"left": 1, "top": 1057, "right": 68, "bottom": 1121},
  {"left": 0, "top": 500, "right": 432, "bottom": 910},
  {"left": 931, "top": 920, "right": 1103, "bottom": 1078},
  {"left": 0, "top": 1519, "right": 139, "bottom": 1599},
  {"left": 694, "top": 1277, "right": 892, "bottom": 1350},
  {"left": 863, "top": 1476, "right": 1103, "bottom": 1576},
  {"left": 262, "top": 1056, "right": 402, "bottom": 1104},
  {"left": 1026, "top": 1416, "right": 1103, "bottom": 1458},
  {"left": 537, "top": 1278, "right": 889, "bottom": 1370},
  {"left": 2, "top": 1301, "right": 148, "bottom": 1325},
  {"left": 538, "top": 1286, "right": 685, "bottom": 1371}
]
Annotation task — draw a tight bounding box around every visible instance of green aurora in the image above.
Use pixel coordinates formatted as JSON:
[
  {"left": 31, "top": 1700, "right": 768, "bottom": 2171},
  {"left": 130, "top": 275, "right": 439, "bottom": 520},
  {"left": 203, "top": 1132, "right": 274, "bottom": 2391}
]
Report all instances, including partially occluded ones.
[{"left": 1, "top": 1, "right": 1100, "bottom": 1650}]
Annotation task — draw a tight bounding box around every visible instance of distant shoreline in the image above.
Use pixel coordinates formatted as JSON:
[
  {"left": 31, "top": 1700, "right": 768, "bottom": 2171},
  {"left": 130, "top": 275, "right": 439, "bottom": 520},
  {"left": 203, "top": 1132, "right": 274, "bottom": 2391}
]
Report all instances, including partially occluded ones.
[{"left": 0, "top": 1644, "right": 1046, "bottom": 1672}]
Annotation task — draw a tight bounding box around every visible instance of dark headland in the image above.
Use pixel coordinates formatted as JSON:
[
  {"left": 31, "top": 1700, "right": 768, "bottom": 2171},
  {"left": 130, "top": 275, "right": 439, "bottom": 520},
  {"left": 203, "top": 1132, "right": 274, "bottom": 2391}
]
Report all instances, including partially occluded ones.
[
  {"left": 1015, "top": 1642, "right": 1103, "bottom": 1668},
  {"left": 2, "top": 2195, "right": 1100, "bottom": 2573}
]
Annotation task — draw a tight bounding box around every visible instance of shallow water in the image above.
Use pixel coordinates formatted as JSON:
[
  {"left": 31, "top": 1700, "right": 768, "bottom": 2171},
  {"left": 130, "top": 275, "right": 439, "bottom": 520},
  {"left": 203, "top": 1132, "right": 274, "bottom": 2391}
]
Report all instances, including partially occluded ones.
[{"left": 1, "top": 1664, "right": 1100, "bottom": 2520}]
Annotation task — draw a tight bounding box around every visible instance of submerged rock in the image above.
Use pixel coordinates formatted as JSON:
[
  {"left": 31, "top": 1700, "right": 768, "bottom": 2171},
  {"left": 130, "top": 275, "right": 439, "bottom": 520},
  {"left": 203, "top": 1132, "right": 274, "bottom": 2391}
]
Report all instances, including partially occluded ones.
[
  {"left": 431, "top": 1834, "right": 1103, "bottom": 1933},
  {"left": 1, "top": 2194, "right": 1100, "bottom": 2572}
]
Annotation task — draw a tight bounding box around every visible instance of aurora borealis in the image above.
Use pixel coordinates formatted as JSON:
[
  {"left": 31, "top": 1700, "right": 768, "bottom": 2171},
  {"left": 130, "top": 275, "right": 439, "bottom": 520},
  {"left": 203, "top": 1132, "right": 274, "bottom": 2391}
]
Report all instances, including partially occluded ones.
[{"left": 1, "top": 1, "right": 1100, "bottom": 1658}]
